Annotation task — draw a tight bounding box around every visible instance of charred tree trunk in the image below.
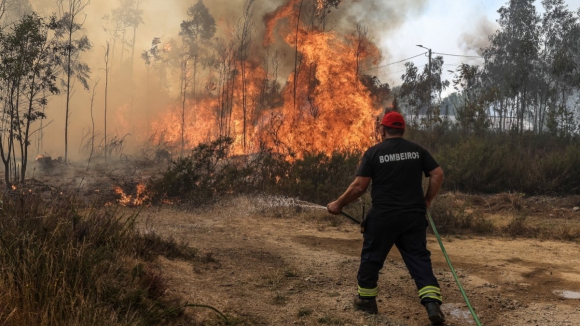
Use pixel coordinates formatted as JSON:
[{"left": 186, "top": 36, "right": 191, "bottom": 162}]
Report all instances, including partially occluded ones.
[{"left": 293, "top": 0, "right": 304, "bottom": 112}]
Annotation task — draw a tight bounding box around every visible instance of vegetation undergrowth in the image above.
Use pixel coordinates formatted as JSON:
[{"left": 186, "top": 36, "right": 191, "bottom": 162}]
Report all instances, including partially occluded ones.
[
  {"left": 0, "top": 190, "right": 200, "bottom": 326},
  {"left": 429, "top": 193, "right": 580, "bottom": 240},
  {"left": 429, "top": 132, "right": 580, "bottom": 195},
  {"left": 144, "top": 135, "right": 580, "bottom": 242}
]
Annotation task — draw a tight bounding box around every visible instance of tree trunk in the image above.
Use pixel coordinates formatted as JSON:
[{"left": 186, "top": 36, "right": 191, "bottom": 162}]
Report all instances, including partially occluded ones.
[
  {"left": 64, "top": 22, "right": 73, "bottom": 163},
  {"left": 104, "top": 43, "right": 110, "bottom": 162},
  {"left": 21, "top": 75, "right": 38, "bottom": 182},
  {"left": 129, "top": 0, "right": 142, "bottom": 75},
  {"left": 241, "top": 51, "right": 246, "bottom": 151},
  {"left": 130, "top": 24, "right": 137, "bottom": 75},
  {"left": 87, "top": 80, "right": 98, "bottom": 171},
  {"left": 181, "top": 57, "right": 188, "bottom": 156}
]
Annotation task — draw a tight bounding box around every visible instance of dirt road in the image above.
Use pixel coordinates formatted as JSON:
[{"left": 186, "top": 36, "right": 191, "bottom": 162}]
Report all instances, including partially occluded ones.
[{"left": 140, "top": 198, "right": 580, "bottom": 325}]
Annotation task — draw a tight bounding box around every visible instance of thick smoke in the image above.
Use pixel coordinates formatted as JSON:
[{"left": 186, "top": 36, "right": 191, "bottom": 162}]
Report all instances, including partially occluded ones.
[
  {"left": 459, "top": 16, "right": 499, "bottom": 56},
  {"left": 335, "top": 0, "right": 427, "bottom": 39},
  {"left": 15, "top": 0, "right": 429, "bottom": 160}
]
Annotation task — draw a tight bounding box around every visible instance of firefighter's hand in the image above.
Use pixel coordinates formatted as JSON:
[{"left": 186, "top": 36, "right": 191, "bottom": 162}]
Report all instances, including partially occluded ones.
[{"left": 327, "top": 201, "right": 342, "bottom": 215}]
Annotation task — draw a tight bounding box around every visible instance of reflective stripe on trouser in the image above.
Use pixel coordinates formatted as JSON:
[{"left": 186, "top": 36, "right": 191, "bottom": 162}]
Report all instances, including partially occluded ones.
[
  {"left": 357, "top": 211, "right": 441, "bottom": 304},
  {"left": 418, "top": 285, "right": 442, "bottom": 303},
  {"left": 358, "top": 285, "right": 378, "bottom": 298}
]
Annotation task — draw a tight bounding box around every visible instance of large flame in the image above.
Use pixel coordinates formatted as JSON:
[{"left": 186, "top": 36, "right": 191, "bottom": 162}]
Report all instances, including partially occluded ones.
[
  {"left": 149, "top": 0, "right": 383, "bottom": 156},
  {"left": 150, "top": 97, "right": 220, "bottom": 150},
  {"left": 268, "top": 27, "right": 380, "bottom": 153}
]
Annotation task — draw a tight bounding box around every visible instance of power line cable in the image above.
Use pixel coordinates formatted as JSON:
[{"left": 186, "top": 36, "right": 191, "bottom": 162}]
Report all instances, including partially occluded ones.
[
  {"left": 381, "top": 69, "right": 409, "bottom": 76},
  {"left": 364, "top": 52, "right": 427, "bottom": 71},
  {"left": 433, "top": 51, "right": 482, "bottom": 58},
  {"left": 364, "top": 51, "right": 481, "bottom": 73}
]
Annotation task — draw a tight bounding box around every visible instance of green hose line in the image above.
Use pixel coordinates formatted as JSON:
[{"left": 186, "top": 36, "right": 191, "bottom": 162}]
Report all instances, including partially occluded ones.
[
  {"left": 340, "top": 211, "right": 361, "bottom": 224},
  {"left": 427, "top": 210, "right": 483, "bottom": 326}
]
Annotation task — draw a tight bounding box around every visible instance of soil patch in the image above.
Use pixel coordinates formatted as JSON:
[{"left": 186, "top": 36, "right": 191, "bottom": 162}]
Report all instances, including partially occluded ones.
[{"left": 138, "top": 200, "right": 580, "bottom": 325}]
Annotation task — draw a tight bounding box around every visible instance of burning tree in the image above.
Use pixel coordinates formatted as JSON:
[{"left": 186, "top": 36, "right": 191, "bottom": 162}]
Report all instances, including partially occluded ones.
[
  {"left": 146, "top": 0, "right": 386, "bottom": 157},
  {"left": 176, "top": 0, "right": 216, "bottom": 156},
  {"left": 259, "top": 0, "right": 383, "bottom": 154}
]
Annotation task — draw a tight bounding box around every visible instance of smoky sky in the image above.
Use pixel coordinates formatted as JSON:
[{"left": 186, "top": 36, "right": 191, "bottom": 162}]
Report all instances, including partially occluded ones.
[{"left": 459, "top": 16, "right": 499, "bottom": 56}]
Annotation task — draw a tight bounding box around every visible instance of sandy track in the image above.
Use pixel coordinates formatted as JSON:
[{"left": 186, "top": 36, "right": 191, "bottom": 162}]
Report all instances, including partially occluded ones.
[{"left": 139, "top": 201, "right": 580, "bottom": 326}]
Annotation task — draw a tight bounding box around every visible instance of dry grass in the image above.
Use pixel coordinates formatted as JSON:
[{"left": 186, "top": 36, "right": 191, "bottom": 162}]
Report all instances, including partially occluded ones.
[
  {"left": 431, "top": 192, "right": 580, "bottom": 241},
  {"left": 0, "top": 190, "right": 198, "bottom": 326}
]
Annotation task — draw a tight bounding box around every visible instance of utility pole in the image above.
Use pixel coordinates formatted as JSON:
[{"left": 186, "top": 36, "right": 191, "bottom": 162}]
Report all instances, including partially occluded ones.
[{"left": 417, "top": 45, "right": 432, "bottom": 126}]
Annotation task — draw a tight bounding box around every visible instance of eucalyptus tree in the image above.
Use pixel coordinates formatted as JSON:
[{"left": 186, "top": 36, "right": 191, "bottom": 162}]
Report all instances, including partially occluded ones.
[
  {"left": 0, "top": 14, "right": 62, "bottom": 185},
  {"left": 176, "top": 0, "right": 216, "bottom": 155},
  {"left": 128, "top": 0, "right": 144, "bottom": 73},
  {"left": 399, "top": 56, "right": 449, "bottom": 129},
  {"left": 479, "top": 0, "right": 580, "bottom": 135},
  {"left": 354, "top": 22, "right": 370, "bottom": 78},
  {"left": 141, "top": 37, "right": 166, "bottom": 133},
  {"left": 540, "top": 0, "right": 580, "bottom": 136},
  {"left": 234, "top": 0, "right": 253, "bottom": 151},
  {"left": 451, "top": 64, "right": 490, "bottom": 135},
  {"left": 313, "top": 0, "right": 341, "bottom": 31},
  {"left": 56, "top": 0, "right": 92, "bottom": 163},
  {"left": 1, "top": 0, "right": 33, "bottom": 28},
  {"left": 103, "top": 42, "right": 110, "bottom": 161},
  {"left": 0, "top": 0, "right": 6, "bottom": 22},
  {"left": 482, "top": 0, "right": 540, "bottom": 133},
  {"left": 212, "top": 37, "right": 236, "bottom": 140},
  {"left": 109, "top": 0, "right": 144, "bottom": 73}
]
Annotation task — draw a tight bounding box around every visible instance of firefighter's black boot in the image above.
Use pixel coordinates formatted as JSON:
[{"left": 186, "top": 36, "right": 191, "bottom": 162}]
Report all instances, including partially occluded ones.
[
  {"left": 425, "top": 302, "right": 445, "bottom": 325},
  {"left": 353, "top": 297, "right": 378, "bottom": 314}
]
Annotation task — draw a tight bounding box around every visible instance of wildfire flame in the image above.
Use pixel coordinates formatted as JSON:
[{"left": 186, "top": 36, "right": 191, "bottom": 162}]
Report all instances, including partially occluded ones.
[
  {"left": 114, "top": 183, "right": 149, "bottom": 207},
  {"left": 149, "top": 0, "right": 383, "bottom": 157}
]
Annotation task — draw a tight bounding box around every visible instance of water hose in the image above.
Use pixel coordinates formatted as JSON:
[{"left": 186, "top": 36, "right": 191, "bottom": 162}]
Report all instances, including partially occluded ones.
[
  {"left": 340, "top": 211, "right": 361, "bottom": 224},
  {"left": 427, "top": 210, "right": 483, "bottom": 326}
]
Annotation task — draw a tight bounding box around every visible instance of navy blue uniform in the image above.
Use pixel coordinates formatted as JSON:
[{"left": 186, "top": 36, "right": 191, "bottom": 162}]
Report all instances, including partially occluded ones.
[{"left": 355, "top": 138, "right": 442, "bottom": 305}]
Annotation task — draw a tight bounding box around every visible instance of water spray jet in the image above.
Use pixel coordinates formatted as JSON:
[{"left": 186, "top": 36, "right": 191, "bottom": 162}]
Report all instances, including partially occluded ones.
[{"left": 255, "top": 196, "right": 362, "bottom": 225}]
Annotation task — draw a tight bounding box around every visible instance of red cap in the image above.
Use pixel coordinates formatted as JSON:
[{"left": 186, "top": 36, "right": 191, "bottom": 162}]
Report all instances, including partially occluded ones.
[{"left": 381, "top": 111, "right": 405, "bottom": 129}]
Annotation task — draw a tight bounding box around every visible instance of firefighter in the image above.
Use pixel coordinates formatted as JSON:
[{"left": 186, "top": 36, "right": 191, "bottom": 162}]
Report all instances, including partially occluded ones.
[{"left": 327, "top": 111, "right": 445, "bottom": 325}]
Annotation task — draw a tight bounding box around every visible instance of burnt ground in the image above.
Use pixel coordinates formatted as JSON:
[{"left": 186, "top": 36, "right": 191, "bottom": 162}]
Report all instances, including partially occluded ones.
[{"left": 135, "top": 197, "right": 580, "bottom": 326}]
